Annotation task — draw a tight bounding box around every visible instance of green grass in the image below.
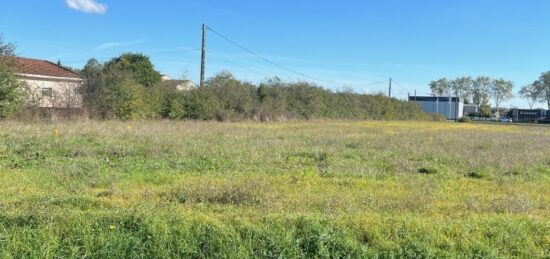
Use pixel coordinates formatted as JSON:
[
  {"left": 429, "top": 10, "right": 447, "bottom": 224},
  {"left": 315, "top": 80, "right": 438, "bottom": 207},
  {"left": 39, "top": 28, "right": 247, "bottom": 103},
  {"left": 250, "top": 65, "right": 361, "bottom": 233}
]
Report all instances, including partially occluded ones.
[{"left": 0, "top": 120, "right": 549, "bottom": 258}]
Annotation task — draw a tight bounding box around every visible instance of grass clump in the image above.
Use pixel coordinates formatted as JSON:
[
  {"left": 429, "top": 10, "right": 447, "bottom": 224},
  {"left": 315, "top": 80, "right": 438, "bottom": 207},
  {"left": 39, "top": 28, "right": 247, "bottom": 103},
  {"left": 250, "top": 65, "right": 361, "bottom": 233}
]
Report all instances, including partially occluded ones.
[
  {"left": 315, "top": 151, "right": 331, "bottom": 177},
  {"left": 466, "top": 170, "right": 490, "bottom": 179},
  {"left": 458, "top": 116, "right": 472, "bottom": 123},
  {"left": 164, "top": 178, "right": 270, "bottom": 206},
  {"left": 418, "top": 167, "right": 438, "bottom": 175}
]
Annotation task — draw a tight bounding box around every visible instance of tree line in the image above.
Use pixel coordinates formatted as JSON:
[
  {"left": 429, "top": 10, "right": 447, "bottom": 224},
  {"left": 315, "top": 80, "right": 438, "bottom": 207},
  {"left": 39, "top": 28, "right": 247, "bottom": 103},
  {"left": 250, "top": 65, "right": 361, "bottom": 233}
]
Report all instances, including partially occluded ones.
[
  {"left": 0, "top": 35, "right": 435, "bottom": 121},
  {"left": 430, "top": 75, "right": 550, "bottom": 116},
  {"left": 79, "top": 54, "right": 434, "bottom": 121},
  {"left": 429, "top": 77, "right": 512, "bottom": 117}
]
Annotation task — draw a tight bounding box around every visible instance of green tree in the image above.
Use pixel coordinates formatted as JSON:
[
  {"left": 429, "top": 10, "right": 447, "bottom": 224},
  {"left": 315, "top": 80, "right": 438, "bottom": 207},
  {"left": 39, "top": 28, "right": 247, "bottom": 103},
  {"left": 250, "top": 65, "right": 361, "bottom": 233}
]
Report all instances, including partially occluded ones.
[
  {"left": 472, "top": 76, "right": 491, "bottom": 106},
  {"left": 451, "top": 77, "right": 473, "bottom": 103},
  {"left": 80, "top": 58, "right": 104, "bottom": 114},
  {"left": 533, "top": 72, "right": 550, "bottom": 109},
  {"left": 490, "top": 78, "right": 514, "bottom": 117},
  {"left": 82, "top": 53, "right": 164, "bottom": 119},
  {"left": 479, "top": 97, "right": 492, "bottom": 117},
  {"left": 0, "top": 36, "right": 26, "bottom": 119},
  {"left": 518, "top": 84, "right": 541, "bottom": 109},
  {"left": 104, "top": 53, "right": 162, "bottom": 88},
  {"left": 429, "top": 78, "right": 451, "bottom": 96},
  {"left": 98, "top": 71, "right": 148, "bottom": 120}
]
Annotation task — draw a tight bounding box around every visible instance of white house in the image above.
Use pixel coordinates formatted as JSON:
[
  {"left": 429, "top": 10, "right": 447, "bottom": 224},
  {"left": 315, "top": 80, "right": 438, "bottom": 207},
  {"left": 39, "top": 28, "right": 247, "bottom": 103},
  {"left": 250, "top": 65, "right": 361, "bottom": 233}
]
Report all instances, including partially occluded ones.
[
  {"left": 12, "top": 57, "right": 83, "bottom": 109},
  {"left": 161, "top": 75, "right": 197, "bottom": 91}
]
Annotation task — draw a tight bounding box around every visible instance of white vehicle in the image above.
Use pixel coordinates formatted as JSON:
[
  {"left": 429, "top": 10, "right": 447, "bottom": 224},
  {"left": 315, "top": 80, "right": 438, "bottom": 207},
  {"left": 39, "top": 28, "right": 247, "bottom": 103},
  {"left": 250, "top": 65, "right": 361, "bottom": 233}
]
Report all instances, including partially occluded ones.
[{"left": 499, "top": 117, "right": 513, "bottom": 123}]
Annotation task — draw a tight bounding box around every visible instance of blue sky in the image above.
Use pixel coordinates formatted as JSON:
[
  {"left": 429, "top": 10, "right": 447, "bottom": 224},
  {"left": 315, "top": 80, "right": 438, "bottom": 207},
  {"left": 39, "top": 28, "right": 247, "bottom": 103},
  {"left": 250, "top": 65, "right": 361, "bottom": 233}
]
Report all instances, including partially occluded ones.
[{"left": 1, "top": 0, "right": 550, "bottom": 108}]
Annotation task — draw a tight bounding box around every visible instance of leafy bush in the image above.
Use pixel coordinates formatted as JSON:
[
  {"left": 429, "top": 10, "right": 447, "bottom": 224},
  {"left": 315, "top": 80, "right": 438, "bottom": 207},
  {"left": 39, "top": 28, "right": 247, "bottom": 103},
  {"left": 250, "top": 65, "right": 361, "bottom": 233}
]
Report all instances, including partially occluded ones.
[
  {"left": 0, "top": 37, "right": 27, "bottom": 119},
  {"left": 98, "top": 73, "right": 149, "bottom": 120}
]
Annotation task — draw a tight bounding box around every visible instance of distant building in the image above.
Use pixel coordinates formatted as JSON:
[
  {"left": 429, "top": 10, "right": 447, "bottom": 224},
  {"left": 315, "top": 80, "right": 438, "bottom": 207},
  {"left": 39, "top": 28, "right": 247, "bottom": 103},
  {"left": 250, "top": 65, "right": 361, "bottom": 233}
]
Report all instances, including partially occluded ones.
[
  {"left": 463, "top": 104, "right": 479, "bottom": 115},
  {"left": 161, "top": 75, "right": 197, "bottom": 91},
  {"left": 161, "top": 75, "right": 172, "bottom": 81},
  {"left": 506, "top": 109, "right": 549, "bottom": 123},
  {"left": 12, "top": 57, "right": 82, "bottom": 109},
  {"left": 409, "top": 96, "right": 464, "bottom": 120}
]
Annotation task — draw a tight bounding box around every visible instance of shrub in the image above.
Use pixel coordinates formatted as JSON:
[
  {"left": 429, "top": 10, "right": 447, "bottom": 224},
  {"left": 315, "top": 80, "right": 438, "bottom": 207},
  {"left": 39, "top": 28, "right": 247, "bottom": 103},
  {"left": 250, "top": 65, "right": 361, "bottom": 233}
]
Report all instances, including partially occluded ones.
[
  {"left": 424, "top": 113, "right": 447, "bottom": 121},
  {"left": 458, "top": 117, "right": 472, "bottom": 123},
  {"left": 0, "top": 37, "right": 27, "bottom": 119},
  {"left": 98, "top": 74, "right": 148, "bottom": 120}
]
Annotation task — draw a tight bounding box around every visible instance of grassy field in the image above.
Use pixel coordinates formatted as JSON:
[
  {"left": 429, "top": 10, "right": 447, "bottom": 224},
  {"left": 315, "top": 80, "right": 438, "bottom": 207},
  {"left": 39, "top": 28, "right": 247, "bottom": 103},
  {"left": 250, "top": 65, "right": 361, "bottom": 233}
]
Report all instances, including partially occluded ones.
[{"left": 0, "top": 120, "right": 549, "bottom": 258}]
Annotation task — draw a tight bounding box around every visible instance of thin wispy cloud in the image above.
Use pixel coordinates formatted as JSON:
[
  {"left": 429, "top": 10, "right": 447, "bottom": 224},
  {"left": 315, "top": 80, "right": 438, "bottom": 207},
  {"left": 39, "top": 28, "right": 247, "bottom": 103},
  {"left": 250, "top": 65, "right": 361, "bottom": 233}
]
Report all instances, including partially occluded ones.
[
  {"left": 94, "top": 40, "right": 146, "bottom": 51},
  {"left": 65, "top": 0, "right": 108, "bottom": 14}
]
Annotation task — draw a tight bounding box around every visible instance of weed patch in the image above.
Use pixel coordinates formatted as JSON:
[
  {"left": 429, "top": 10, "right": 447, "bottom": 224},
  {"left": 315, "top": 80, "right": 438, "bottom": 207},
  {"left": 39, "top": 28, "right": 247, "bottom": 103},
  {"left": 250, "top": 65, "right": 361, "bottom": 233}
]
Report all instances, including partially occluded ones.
[
  {"left": 164, "top": 178, "right": 271, "bottom": 206},
  {"left": 466, "top": 170, "right": 490, "bottom": 179}
]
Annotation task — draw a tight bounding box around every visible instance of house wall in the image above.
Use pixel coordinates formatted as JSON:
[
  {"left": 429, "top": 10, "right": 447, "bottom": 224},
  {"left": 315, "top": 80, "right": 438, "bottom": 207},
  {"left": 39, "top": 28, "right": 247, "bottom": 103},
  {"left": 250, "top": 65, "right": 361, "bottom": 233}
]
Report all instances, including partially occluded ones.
[
  {"left": 176, "top": 81, "right": 197, "bottom": 91},
  {"left": 19, "top": 76, "right": 82, "bottom": 109}
]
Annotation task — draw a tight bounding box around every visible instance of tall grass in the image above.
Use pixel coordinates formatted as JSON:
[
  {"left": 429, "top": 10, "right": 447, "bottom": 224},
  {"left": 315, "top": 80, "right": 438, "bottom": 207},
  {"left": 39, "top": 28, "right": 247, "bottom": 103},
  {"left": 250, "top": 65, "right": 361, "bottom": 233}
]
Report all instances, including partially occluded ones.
[{"left": 0, "top": 121, "right": 549, "bottom": 257}]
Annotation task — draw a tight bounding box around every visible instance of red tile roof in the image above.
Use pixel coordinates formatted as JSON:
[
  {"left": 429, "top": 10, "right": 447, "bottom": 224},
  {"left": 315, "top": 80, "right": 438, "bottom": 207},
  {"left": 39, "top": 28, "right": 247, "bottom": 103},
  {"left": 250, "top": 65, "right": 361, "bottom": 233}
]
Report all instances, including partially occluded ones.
[{"left": 11, "top": 57, "right": 81, "bottom": 79}]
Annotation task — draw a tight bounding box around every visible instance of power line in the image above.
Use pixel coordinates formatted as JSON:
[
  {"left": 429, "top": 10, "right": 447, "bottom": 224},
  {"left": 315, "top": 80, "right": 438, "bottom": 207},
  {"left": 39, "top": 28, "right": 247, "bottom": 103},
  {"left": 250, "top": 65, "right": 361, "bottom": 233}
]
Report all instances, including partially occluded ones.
[
  {"left": 207, "top": 48, "right": 391, "bottom": 91},
  {"left": 391, "top": 79, "right": 412, "bottom": 94},
  {"left": 365, "top": 80, "right": 389, "bottom": 87},
  {"left": 206, "top": 51, "right": 392, "bottom": 94},
  {"left": 59, "top": 48, "right": 200, "bottom": 65},
  {"left": 363, "top": 80, "right": 388, "bottom": 92},
  {"left": 206, "top": 50, "right": 272, "bottom": 78},
  {"left": 207, "top": 26, "right": 366, "bottom": 88}
]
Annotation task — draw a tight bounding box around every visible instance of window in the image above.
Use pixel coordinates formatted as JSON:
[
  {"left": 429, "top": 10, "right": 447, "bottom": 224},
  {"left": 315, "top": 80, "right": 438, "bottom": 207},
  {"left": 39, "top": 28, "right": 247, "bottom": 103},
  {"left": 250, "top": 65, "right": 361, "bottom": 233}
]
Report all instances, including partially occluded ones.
[{"left": 41, "top": 88, "right": 53, "bottom": 97}]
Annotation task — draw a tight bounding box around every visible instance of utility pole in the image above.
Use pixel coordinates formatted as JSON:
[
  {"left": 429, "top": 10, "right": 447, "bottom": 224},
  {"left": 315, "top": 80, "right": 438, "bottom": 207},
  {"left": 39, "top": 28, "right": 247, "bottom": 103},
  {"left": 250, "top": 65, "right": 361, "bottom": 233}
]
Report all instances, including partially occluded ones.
[
  {"left": 200, "top": 24, "right": 207, "bottom": 88},
  {"left": 388, "top": 78, "right": 392, "bottom": 98},
  {"left": 455, "top": 93, "right": 460, "bottom": 122}
]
